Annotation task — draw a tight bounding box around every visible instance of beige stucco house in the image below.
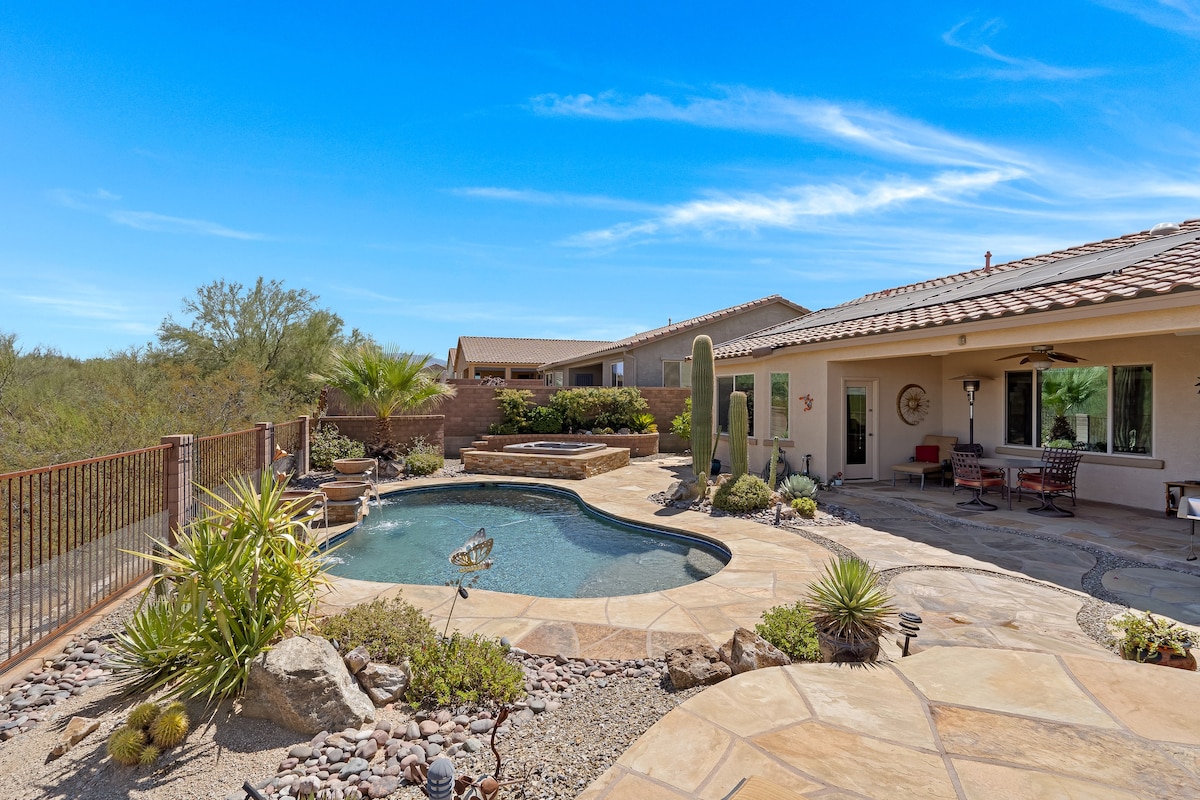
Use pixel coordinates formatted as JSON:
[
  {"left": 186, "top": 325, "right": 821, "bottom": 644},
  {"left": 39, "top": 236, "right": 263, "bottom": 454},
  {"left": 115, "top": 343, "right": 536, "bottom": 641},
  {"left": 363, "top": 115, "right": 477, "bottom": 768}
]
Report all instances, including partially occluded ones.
[
  {"left": 710, "top": 220, "right": 1200, "bottom": 512},
  {"left": 448, "top": 337, "right": 610, "bottom": 381},
  {"left": 539, "top": 295, "right": 808, "bottom": 388}
]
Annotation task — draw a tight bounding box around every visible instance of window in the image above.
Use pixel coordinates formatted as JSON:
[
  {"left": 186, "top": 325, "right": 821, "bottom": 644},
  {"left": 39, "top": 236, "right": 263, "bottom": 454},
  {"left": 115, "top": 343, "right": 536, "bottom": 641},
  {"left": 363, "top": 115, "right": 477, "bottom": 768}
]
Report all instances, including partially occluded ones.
[
  {"left": 1004, "top": 365, "right": 1152, "bottom": 455},
  {"left": 717, "top": 374, "right": 754, "bottom": 436},
  {"left": 544, "top": 371, "right": 564, "bottom": 387},
  {"left": 610, "top": 360, "right": 624, "bottom": 387},
  {"left": 663, "top": 360, "right": 692, "bottom": 388},
  {"left": 770, "top": 373, "right": 789, "bottom": 438}
]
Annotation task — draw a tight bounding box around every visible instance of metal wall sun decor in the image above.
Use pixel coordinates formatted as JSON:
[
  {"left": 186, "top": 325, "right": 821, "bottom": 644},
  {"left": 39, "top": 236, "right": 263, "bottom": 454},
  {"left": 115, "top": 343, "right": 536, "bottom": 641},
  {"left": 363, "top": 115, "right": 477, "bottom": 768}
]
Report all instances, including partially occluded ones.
[{"left": 897, "top": 384, "right": 930, "bottom": 425}]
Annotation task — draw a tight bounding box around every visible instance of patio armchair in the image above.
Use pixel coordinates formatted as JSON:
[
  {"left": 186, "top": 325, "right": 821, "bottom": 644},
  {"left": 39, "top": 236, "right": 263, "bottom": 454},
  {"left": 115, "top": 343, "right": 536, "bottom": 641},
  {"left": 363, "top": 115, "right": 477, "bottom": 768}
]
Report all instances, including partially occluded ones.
[
  {"left": 891, "top": 434, "right": 957, "bottom": 490},
  {"left": 951, "top": 450, "right": 1007, "bottom": 510},
  {"left": 950, "top": 443, "right": 1002, "bottom": 496},
  {"left": 1016, "top": 448, "right": 1082, "bottom": 517}
]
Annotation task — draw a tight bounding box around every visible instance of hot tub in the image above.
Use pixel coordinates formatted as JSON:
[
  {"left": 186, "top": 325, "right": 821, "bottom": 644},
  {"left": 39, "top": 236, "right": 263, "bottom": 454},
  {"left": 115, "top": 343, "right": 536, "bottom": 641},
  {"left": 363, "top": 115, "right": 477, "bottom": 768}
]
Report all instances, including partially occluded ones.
[{"left": 502, "top": 441, "right": 607, "bottom": 455}]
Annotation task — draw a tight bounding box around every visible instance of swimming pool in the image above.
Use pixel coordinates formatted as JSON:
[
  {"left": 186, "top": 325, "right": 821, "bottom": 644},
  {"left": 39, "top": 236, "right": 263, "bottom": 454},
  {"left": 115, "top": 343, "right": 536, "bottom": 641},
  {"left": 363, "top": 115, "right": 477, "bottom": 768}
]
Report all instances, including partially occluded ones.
[{"left": 323, "top": 484, "right": 729, "bottom": 598}]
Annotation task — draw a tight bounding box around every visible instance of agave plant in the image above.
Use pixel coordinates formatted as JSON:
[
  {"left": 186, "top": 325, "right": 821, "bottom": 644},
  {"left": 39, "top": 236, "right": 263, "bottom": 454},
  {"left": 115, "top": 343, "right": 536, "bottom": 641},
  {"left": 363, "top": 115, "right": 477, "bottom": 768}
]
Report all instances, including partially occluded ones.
[
  {"left": 778, "top": 474, "right": 819, "bottom": 502},
  {"left": 110, "top": 473, "right": 333, "bottom": 700},
  {"left": 805, "top": 557, "right": 895, "bottom": 663}
]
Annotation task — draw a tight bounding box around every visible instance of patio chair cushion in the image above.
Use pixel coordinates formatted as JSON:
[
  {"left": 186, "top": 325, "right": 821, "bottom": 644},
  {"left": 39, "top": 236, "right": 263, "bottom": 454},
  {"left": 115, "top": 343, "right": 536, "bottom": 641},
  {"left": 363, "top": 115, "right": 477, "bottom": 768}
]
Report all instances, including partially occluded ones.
[
  {"left": 915, "top": 445, "right": 940, "bottom": 463},
  {"left": 891, "top": 435, "right": 958, "bottom": 486}
]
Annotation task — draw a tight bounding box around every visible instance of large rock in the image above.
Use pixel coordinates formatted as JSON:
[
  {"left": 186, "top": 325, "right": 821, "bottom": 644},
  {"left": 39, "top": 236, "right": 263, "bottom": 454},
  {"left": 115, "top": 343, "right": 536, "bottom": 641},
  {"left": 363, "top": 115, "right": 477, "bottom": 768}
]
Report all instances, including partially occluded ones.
[
  {"left": 666, "top": 479, "right": 702, "bottom": 504},
  {"left": 356, "top": 661, "right": 412, "bottom": 706},
  {"left": 719, "top": 627, "right": 791, "bottom": 674},
  {"left": 665, "top": 643, "right": 731, "bottom": 689},
  {"left": 242, "top": 634, "right": 375, "bottom": 734},
  {"left": 48, "top": 716, "right": 99, "bottom": 759}
]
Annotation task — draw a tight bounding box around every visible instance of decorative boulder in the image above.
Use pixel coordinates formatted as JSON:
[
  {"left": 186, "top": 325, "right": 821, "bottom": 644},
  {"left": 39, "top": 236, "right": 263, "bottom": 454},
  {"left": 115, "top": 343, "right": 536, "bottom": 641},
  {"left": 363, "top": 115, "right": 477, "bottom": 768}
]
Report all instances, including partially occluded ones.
[
  {"left": 356, "top": 660, "right": 412, "bottom": 706},
  {"left": 719, "top": 627, "right": 791, "bottom": 674},
  {"left": 665, "top": 643, "right": 731, "bottom": 689},
  {"left": 48, "top": 716, "right": 99, "bottom": 759},
  {"left": 242, "top": 634, "right": 375, "bottom": 734},
  {"left": 343, "top": 645, "right": 370, "bottom": 675},
  {"left": 666, "top": 479, "right": 702, "bottom": 504}
]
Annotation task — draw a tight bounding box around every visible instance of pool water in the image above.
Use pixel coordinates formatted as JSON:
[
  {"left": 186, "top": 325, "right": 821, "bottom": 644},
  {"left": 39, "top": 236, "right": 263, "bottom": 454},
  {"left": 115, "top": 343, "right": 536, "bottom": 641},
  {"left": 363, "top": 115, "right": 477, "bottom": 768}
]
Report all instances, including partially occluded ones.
[{"left": 323, "top": 485, "right": 729, "bottom": 598}]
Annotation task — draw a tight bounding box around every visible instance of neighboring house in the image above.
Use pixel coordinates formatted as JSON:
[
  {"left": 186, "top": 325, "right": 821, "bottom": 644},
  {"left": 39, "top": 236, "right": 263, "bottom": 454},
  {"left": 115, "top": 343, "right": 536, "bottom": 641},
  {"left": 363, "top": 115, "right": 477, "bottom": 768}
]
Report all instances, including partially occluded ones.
[
  {"left": 538, "top": 295, "right": 809, "bottom": 388},
  {"left": 709, "top": 220, "right": 1200, "bottom": 511},
  {"left": 449, "top": 337, "right": 610, "bottom": 381}
]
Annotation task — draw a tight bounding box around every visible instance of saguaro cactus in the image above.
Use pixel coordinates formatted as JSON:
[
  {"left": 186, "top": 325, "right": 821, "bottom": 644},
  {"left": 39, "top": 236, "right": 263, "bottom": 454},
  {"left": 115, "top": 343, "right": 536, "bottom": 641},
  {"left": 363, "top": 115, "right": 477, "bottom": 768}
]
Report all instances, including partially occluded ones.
[
  {"left": 729, "top": 391, "right": 748, "bottom": 479},
  {"left": 690, "top": 335, "right": 714, "bottom": 481}
]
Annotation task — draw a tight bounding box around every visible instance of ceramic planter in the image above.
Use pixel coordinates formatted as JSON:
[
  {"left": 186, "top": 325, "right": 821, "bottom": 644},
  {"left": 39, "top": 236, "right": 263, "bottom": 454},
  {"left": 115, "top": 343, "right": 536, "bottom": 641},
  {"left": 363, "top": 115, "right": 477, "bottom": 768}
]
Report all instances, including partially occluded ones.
[
  {"left": 332, "top": 458, "right": 376, "bottom": 475},
  {"left": 816, "top": 629, "right": 881, "bottom": 664},
  {"left": 1123, "top": 645, "right": 1197, "bottom": 671}
]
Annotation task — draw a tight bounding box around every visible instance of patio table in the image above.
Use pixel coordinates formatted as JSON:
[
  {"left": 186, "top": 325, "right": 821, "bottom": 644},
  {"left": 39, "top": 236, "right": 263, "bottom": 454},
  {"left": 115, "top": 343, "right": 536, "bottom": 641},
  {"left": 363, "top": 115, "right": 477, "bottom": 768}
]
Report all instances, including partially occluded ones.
[{"left": 980, "top": 456, "right": 1047, "bottom": 510}]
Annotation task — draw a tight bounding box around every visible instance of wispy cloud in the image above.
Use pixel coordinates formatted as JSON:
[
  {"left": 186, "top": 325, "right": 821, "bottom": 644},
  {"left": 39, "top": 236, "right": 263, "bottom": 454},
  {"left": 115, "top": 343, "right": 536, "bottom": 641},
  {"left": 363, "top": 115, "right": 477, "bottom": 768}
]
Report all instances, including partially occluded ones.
[
  {"left": 1092, "top": 0, "right": 1200, "bottom": 37},
  {"left": 942, "top": 19, "right": 1108, "bottom": 79},
  {"left": 531, "top": 87, "right": 1030, "bottom": 170},
  {"left": 49, "top": 187, "right": 267, "bottom": 240},
  {"left": 107, "top": 210, "right": 266, "bottom": 240},
  {"left": 452, "top": 186, "right": 660, "bottom": 212},
  {"left": 16, "top": 294, "right": 131, "bottom": 321},
  {"left": 567, "top": 169, "right": 1022, "bottom": 246}
]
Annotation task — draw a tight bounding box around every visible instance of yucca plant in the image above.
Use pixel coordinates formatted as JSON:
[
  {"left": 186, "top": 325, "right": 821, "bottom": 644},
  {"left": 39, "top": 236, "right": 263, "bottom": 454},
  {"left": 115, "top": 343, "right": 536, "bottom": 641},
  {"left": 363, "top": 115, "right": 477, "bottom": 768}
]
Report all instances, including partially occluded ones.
[
  {"left": 110, "top": 473, "right": 333, "bottom": 701},
  {"left": 805, "top": 557, "right": 895, "bottom": 663}
]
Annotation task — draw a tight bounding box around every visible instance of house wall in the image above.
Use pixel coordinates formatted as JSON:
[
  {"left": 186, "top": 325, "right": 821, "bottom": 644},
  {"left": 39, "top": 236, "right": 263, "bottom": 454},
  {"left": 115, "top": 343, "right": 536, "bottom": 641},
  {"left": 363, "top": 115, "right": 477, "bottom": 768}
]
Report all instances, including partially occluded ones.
[{"left": 714, "top": 297, "right": 1200, "bottom": 511}]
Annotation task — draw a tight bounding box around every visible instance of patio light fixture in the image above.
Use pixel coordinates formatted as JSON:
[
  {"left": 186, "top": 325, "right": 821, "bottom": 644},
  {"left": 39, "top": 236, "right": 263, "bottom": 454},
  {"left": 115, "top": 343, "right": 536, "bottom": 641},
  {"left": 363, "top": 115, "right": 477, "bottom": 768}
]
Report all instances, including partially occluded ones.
[
  {"left": 899, "top": 611, "right": 922, "bottom": 656},
  {"left": 949, "top": 375, "right": 991, "bottom": 444},
  {"left": 1028, "top": 355, "right": 1054, "bottom": 370}
]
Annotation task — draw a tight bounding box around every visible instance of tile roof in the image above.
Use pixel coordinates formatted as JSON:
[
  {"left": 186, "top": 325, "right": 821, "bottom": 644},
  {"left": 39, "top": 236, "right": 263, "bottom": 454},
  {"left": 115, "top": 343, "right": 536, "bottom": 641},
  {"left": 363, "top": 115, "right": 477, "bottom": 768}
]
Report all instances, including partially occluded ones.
[
  {"left": 714, "top": 220, "right": 1200, "bottom": 359},
  {"left": 456, "top": 336, "right": 610, "bottom": 366},
  {"left": 539, "top": 295, "right": 808, "bottom": 369}
]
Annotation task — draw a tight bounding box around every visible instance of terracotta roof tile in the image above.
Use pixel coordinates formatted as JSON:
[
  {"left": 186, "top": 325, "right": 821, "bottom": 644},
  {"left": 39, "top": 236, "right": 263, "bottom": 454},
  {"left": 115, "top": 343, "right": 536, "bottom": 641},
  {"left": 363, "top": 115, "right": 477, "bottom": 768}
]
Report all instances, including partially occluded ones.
[
  {"left": 456, "top": 337, "right": 610, "bottom": 365},
  {"left": 715, "top": 220, "right": 1200, "bottom": 359}
]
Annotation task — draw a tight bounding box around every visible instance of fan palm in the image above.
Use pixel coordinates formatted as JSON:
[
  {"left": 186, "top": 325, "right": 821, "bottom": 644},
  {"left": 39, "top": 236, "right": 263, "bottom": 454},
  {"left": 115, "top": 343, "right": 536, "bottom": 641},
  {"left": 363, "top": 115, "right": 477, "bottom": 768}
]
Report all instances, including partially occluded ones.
[{"left": 312, "top": 345, "right": 455, "bottom": 454}]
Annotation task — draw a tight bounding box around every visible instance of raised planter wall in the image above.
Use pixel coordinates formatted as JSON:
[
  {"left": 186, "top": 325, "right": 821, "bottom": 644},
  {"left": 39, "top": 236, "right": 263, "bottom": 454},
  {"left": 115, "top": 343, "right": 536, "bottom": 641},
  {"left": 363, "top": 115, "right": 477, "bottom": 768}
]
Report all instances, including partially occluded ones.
[{"left": 472, "top": 432, "right": 659, "bottom": 457}]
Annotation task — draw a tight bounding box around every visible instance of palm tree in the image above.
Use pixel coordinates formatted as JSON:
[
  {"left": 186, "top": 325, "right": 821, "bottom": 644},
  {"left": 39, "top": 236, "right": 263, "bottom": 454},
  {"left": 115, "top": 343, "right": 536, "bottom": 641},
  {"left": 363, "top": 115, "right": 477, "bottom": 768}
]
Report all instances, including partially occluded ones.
[{"left": 312, "top": 345, "right": 454, "bottom": 455}]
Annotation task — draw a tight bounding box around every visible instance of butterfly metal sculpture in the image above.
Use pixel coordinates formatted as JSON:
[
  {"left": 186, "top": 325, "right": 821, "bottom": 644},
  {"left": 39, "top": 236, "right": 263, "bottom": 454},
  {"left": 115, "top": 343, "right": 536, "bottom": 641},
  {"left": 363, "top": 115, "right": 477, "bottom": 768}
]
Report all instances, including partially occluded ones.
[{"left": 443, "top": 528, "right": 495, "bottom": 638}]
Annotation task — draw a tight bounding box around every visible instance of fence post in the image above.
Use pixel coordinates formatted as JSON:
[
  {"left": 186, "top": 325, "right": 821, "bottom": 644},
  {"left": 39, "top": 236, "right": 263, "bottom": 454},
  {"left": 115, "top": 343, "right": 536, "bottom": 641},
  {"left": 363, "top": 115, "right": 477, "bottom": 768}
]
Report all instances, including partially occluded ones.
[
  {"left": 296, "top": 415, "right": 310, "bottom": 477},
  {"left": 255, "top": 422, "right": 275, "bottom": 484},
  {"left": 161, "top": 434, "right": 194, "bottom": 545}
]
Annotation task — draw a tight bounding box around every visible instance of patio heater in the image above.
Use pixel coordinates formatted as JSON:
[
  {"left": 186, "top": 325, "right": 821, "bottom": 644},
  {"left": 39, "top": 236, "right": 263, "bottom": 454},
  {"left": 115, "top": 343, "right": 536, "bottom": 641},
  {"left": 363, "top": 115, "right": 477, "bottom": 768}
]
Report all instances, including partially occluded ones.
[{"left": 949, "top": 375, "right": 990, "bottom": 445}]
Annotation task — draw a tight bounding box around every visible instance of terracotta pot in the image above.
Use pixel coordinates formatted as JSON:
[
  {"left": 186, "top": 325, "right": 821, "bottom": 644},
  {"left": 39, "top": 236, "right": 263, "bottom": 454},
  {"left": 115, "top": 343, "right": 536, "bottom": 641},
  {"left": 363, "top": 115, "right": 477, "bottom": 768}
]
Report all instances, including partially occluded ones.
[
  {"left": 320, "top": 481, "right": 370, "bottom": 501},
  {"left": 1124, "top": 645, "right": 1197, "bottom": 671},
  {"left": 332, "top": 458, "right": 376, "bottom": 475}
]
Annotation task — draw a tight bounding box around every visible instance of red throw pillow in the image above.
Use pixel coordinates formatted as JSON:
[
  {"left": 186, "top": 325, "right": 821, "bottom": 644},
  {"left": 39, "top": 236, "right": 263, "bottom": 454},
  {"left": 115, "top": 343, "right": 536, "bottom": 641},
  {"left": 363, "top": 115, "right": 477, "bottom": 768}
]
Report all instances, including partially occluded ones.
[{"left": 915, "top": 445, "right": 940, "bottom": 463}]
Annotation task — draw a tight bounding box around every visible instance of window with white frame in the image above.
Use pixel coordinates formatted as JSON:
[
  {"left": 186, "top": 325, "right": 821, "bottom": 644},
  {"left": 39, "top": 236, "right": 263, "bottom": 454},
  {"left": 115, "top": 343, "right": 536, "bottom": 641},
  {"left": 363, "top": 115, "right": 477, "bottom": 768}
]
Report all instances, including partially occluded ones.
[
  {"left": 663, "top": 360, "right": 692, "bottom": 388},
  {"left": 717, "top": 374, "right": 754, "bottom": 436},
  {"left": 610, "top": 360, "right": 624, "bottom": 387},
  {"left": 544, "top": 371, "right": 564, "bottom": 387},
  {"left": 1004, "top": 365, "right": 1152, "bottom": 455},
  {"left": 770, "top": 373, "right": 789, "bottom": 438}
]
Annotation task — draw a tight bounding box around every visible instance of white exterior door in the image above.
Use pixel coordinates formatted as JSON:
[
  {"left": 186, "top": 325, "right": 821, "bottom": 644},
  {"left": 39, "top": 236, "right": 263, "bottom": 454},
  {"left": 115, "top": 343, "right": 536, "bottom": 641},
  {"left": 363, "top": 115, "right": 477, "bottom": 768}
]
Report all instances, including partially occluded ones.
[{"left": 843, "top": 380, "right": 876, "bottom": 480}]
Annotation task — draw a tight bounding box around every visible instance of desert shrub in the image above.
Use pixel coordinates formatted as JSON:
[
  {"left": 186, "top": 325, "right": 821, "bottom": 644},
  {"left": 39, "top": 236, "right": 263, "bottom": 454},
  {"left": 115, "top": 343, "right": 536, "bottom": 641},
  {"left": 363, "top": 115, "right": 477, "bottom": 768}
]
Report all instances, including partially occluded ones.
[
  {"left": 319, "top": 596, "right": 438, "bottom": 663},
  {"left": 778, "top": 474, "right": 819, "bottom": 502},
  {"left": 669, "top": 397, "right": 691, "bottom": 440},
  {"left": 630, "top": 412, "right": 657, "bottom": 433},
  {"left": 712, "top": 474, "right": 771, "bottom": 513},
  {"left": 487, "top": 422, "right": 519, "bottom": 435},
  {"left": 406, "top": 633, "right": 525, "bottom": 708},
  {"left": 404, "top": 436, "right": 444, "bottom": 476},
  {"left": 310, "top": 424, "right": 366, "bottom": 470},
  {"left": 549, "top": 387, "right": 649, "bottom": 431},
  {"left": 791, "top": 497, "right": 817, "bottom": 518},
  {"left": 527, "top": 405, "right": 564, "bottom": 434},
  {"left": 495, "top": 389, "right": 533, "bottom": 431},
  {"left": 109, "top": 475, "right": 330, "bottom": 700},
  {"left": 756, "top": 602, "right": 821, "bottom": 661}
]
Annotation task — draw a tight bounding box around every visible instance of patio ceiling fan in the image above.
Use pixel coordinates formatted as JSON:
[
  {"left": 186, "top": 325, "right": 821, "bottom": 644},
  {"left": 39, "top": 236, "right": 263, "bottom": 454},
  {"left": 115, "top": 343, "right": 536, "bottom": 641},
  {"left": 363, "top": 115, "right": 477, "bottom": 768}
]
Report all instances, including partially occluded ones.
[{"left": 995, "top": 344, "right": 1085, "bottom": 367}]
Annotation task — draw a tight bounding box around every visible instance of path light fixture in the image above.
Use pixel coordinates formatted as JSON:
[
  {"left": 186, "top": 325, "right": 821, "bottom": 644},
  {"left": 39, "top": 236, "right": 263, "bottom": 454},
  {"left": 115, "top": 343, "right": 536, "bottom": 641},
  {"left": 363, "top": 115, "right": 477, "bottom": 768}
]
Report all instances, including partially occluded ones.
[
  {"left": 899, "top": 611, "right": 923, "bottom": 656},
  {"left": 949, "top": 376, "right": 991, "bottom": 445}
]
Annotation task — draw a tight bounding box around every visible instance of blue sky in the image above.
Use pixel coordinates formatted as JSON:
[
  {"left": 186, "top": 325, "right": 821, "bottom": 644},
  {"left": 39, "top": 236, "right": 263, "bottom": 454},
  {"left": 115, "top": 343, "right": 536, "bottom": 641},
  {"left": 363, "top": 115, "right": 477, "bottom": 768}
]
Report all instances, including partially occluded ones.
[{"left": 2, "top": 1, "right": 1199, "bottom": 359}]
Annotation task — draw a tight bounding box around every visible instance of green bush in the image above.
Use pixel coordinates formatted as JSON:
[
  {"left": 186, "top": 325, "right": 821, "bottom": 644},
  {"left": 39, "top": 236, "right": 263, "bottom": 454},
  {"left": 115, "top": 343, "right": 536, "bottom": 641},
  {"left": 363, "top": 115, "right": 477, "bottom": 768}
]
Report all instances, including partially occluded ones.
[
  {"left": 406, "top": 633, "right": 525, "bottom": 708},
  {"left": 669, "top": 397, "right": 691, "bottom": 440},
  {"left": 319, "top": 596, "right": 438, "bottom": 663},
  {"left": 712, "top": 474, "right": 771, "bottom": 513},
  {"left": 487, "top": 422, "right": 519, "bottom": 435},
  {"left": 755, "top": 602, "right": 821, "bottom": 661},
  {"left": 630, "top": 412, "right": 657, "bottom": 433},
  {"left": 404, "top": 436, "right": 444, "bottom": 476},
  {"left": 109, "top": 474, "right": 331, "bottom": 700},
  {"left": 310, "top": 424, "right": 366, "bottom": 470},
  {"left": 548, "top": 387, "right": 649, "bottom": 431},
  {"left": 527, "top": 405, "right": 564, "bottom": 434},
  {"left": 495, "top": 389, "right": 534, "bottom": 431},
  {"left": 791, "top": 497, "right": 817, "bottom": 518}
]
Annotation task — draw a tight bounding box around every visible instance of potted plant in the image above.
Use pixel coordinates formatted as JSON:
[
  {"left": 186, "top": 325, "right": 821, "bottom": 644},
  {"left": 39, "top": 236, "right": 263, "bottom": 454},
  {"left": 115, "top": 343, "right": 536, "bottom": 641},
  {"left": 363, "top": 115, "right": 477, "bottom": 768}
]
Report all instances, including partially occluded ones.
[
  {"left": 1107, "top": 611, "right": 1197, "bottom": 670},
  {"left": 805, "top": 557, "right": 895, "bottom": 663}
]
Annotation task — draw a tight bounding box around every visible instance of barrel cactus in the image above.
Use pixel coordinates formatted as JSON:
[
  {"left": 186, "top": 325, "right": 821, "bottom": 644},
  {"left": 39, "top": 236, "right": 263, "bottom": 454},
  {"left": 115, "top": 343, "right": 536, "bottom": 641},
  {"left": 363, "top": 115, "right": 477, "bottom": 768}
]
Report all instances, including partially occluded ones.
[
  {"left": 149, "top": 702, "right": 190, "bottom": 748},
  {"left": 729, "top": 391, "right": 748, "bottom": 479},
  {"left": 107, "top": 726, "right": 147, "bottom": 766},
  {"left": 690, "top": 335, "right": 714, "bottom": 482}
]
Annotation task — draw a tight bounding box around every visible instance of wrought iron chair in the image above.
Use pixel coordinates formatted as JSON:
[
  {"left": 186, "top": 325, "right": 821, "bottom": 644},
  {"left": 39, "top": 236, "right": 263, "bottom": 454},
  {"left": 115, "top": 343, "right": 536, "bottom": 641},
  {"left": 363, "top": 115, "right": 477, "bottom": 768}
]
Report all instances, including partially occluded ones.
[
  {"left": 1016, "top": 448, "right": 1081, "bottom": 517},
  {"left": 950, "top": 444, "right": 1002, "bottom": 496},
  {"left": 951, "top": 451, "right": 1006, "bottom": 511}
]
